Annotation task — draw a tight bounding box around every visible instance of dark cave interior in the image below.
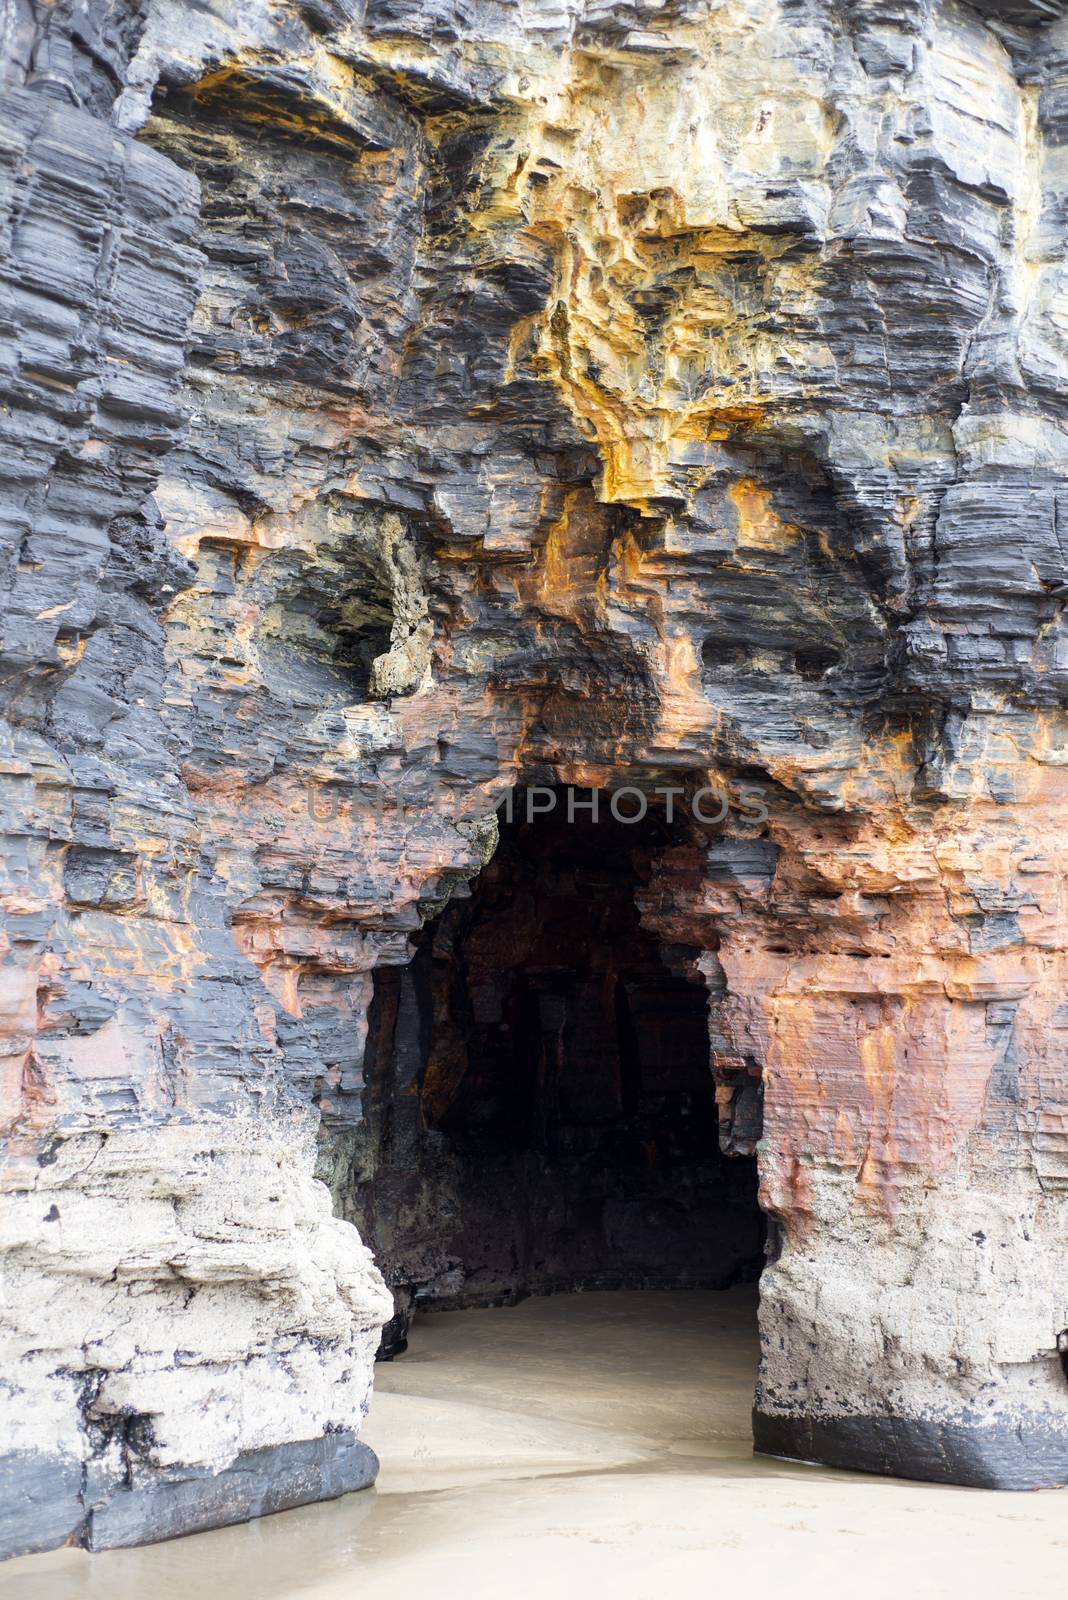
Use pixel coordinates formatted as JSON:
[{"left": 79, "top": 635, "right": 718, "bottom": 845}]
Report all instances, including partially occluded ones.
[{"left": 348, "top": 792, "right": 765, "bottom": 1356}]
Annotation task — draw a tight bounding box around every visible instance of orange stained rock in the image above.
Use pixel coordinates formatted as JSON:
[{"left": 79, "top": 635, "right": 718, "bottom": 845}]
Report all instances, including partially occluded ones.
[{"left": 726, "top": 479, "right": 801, "bottom": 553}]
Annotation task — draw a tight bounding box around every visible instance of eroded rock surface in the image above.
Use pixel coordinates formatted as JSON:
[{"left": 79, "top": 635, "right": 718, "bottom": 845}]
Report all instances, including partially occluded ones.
[{"left": 3, "top": 0, "right": 1068, "bottom": 1557}]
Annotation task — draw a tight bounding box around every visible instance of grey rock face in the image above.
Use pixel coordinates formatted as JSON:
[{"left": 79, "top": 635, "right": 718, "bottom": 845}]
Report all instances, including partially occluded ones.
[
  {"left": 0, "top": 1453, "right": 85, "bottom": 1562},
  {"left": 3, "top": 0, "right": 1068, "bottom": 1558},
  {"left": 0, "top": 1434, "right": 377, "bottom": 1559},
  {"left": 752, "top": 1409, "right": 1068, "bottom": 1492},
  {"left": 84, "top": 1433, "right": 379, "bottom": 1551}
]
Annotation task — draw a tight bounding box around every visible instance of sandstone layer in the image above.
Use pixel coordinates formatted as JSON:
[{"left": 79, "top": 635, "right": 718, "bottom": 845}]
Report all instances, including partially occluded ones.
[{"left": 3, "top": 0, "right": 1068, "bottom": 1559}]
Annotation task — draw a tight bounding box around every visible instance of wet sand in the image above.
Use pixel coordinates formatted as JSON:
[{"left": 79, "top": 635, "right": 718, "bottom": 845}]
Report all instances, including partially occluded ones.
[{"left": 3, "top": 1288, "right": 1065, "bottom": 1600}]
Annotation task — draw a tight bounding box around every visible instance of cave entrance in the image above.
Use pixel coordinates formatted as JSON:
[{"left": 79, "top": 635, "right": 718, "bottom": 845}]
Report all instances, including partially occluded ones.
[{"left": 352, "top": 788, "right": 765, "bottom": 1356}]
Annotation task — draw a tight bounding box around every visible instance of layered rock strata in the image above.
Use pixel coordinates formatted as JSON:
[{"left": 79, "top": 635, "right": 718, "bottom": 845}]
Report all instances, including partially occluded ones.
[{"left": 2, "top": 0, "right": 1068, "bottom": 1557}]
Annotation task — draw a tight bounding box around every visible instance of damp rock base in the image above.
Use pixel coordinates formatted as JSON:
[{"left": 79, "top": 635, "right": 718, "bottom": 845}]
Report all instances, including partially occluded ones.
[
  {"left": 3, "top": 0, "right": 1068, "bottom": 1559},
  {"left": 0, "top": 1435, "right": 378, "bottom": 1561}
]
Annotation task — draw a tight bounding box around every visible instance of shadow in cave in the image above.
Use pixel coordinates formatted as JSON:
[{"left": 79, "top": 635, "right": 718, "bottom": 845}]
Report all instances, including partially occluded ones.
[{"left": 351, "top": 789, "right": 765, "bottom": 1357}]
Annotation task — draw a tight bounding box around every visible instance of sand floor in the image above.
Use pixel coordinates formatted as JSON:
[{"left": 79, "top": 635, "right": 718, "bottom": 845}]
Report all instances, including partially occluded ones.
[{"left": 3, "top": 1287, "right": 1065, "bottom": 1600}]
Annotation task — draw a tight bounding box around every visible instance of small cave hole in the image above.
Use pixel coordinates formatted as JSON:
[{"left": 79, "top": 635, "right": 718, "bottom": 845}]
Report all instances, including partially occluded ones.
[
  {"left": 259, "top": 558, "right": 395, "bottom": 705},
  {"left": 794, "top": 645, "right": 841, "bottom": 680},
  {"left": 701, "top": 636, "right": 749, "bottom": 672}
]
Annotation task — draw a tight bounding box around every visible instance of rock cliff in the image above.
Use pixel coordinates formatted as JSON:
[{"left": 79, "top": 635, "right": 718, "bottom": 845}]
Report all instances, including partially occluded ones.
[{"left": 2, "top": 0, "right": 1068, "bottom": 1558}]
